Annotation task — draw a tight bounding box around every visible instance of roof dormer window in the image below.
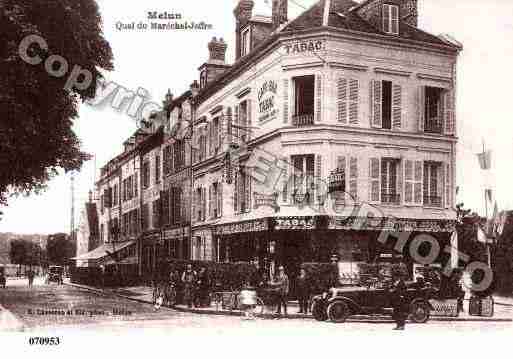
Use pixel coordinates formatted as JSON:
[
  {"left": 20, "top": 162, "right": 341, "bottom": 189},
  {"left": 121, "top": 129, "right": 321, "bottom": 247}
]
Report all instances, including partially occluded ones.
[
  {"left": 241, "top": 27, "right": 251, "bottom": 57},
  {"left": 383, "top": 4, "right": 399, "bottom": 35}
]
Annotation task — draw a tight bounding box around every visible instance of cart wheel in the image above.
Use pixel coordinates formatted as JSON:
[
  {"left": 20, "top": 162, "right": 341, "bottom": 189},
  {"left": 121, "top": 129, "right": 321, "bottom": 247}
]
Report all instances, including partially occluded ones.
[
  {"left": 251, "top": 297, "right": 265, "bottom": 316},
  {"left": 410, "top": 301, "right": 430, "bottom": 323},
  {"left": 327, "top": 301, "right": 350, "bottom": 323}
]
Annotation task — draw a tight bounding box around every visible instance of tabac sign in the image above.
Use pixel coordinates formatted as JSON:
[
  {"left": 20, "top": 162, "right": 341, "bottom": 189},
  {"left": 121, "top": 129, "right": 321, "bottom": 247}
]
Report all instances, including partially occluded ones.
[
  {"left": 258, "top": 80, "right": 278, "bottom": 123},
  {"left": 283, "top": 39, "right": 325, "bottom": 55}
]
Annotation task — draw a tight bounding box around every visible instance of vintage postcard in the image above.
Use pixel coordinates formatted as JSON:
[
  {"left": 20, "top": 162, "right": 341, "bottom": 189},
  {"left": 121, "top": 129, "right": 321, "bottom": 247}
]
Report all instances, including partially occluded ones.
[{"left": 1, "top": 0, "right": 512, "bottom": 356}]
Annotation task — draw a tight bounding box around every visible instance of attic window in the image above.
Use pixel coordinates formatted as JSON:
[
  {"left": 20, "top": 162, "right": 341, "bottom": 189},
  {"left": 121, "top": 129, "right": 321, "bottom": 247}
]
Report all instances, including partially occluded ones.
[
  {"left": 241, "top": 27, "right": 251, "bottom": 57},
  {"left": 383, "top": 4, "right": 399, "bottom": 35}
]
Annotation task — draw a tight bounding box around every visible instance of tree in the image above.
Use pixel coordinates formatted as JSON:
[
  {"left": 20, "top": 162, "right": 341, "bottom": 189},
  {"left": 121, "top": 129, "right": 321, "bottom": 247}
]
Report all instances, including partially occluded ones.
[
  {"left": 0, "top": 0, "right": 114, "bottom": 212},
  {"left": 46, "top": 233, "right": 74, "bottom": 266},
  {"left": 9, "top": 239, "right": 27, "bottom": 273}
]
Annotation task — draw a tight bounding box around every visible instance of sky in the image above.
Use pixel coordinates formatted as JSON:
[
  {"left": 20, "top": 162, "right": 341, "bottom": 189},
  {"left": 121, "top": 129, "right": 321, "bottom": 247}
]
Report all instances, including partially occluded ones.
[{"left": 1, "top": 0, "right": 512, "bottom": 235}]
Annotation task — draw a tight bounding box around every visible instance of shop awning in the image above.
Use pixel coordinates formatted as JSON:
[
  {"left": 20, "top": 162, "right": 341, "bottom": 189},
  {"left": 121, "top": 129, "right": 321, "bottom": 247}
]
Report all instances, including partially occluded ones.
[{"left": 71, "top": 240, "right": 135, "bottom": 261}]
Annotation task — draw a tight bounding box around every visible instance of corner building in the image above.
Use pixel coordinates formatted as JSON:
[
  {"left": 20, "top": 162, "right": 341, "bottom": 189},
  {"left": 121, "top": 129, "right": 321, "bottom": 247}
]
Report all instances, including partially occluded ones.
[{"left": 187, "top": 0, "right": 461, "bottom": 283}]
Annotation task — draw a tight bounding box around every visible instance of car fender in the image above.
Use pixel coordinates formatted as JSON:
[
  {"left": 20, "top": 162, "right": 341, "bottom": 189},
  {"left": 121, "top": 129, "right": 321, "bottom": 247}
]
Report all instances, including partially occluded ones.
[{"left": 328, "top": 296, "right": 361, "bottom": 313}]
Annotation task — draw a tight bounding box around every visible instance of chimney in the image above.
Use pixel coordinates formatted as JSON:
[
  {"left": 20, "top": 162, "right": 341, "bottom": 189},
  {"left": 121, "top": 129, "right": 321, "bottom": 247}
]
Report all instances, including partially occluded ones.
[
  {"left": 401, "top": 0, "right": 418, "bottom": 28},
  {"left": 208, "top": 37, "right": 228, "bottom": 63},
  {"left": 234, "top": 0, "right": 254, "bottom": 60},
  {"left": 272, "top": 0, "right": 288, "bottom": 30}
]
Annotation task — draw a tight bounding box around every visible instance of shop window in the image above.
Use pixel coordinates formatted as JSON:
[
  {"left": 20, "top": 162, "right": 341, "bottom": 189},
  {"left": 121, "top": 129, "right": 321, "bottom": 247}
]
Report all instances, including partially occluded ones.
[
  {"left": 424, "top": 86, "right": 444, "bottom": 134},
  {"left": 424, "top": 162, "right": 443, "bottom": 207},
  {"left": 291, "top": 154, "right": 315, "bottom": 205},
  {"left": 383, "top": 4, "right": 399, "bottom": 35},
  {"left": 293, "top": 75, "right": 315, "bottom": 126},
  {"left": 381, "top": 158, "right": 400, "bottom": 204}
]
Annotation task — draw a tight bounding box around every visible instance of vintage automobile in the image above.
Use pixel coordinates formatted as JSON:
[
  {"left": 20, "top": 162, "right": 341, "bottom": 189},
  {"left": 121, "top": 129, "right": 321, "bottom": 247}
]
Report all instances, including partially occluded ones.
[
  {"left": 46, "top": 265, "right": 64, "bottom": 285},
  {"left": 0, "top": 266, "right": 6, "bottom": 289},
  {"left": 311, "top": 281, "right": 436, "bottom": 323}
]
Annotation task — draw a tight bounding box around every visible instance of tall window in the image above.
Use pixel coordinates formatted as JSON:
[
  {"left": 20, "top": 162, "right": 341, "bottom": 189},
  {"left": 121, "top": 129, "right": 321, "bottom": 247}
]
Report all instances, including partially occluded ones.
[
  {"left": 234, "top": 168, "right": 251, "bottom": 213},
  {"left": 112, "top": 184, "right": 118, "bottom": 206},
  {"left": 200, "top": 70, "right": 208, "bottom": 89},
  {"left": 239, "top": 101, "right": 250, "bottom": 143},
  {"left": 424, "top": 86, "right": 444, "bottom": 134},
  {"left": 381, "top": 80, "right": 392, "bottom": 129},
  {"left": 142, "top": 161, "right": 150, "bottom": 189},
  {"left": 293, "top": 75, "right": 315, "bottom": 126},
  {"left": 383, "top": 4, "right": 399, "bottom": 35},
  {"left": 155, "top": 155, "right": 161, "bottom": 184},
  {"left": 371, "top": 80, "right": 402, "bottom": 130},
  {"left": 381, "top": 158, "right": 400, "bottom": 204},
  {"left": 163, "top": 145, "right": 172, "bottom": 175},
  {"left": 241, "top": 27, "right": 251, "bottom": 57},
  {"left": 291, "top": 154, "right": 315, "bottom": 205},
  {"left": 171, "top": 187, "right": 182, "bottom": 225},
  {"left": 424, "top": 162, "right": 442, "bottom": 207},
  {"left": 173, "top": 140, "right": 185, "bottom": 170}
]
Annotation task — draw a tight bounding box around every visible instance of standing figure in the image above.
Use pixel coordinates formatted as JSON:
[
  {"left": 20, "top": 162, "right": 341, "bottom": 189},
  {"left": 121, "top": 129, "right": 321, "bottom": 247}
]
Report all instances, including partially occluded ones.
[
  {"left": 296, "top": 268, "right": 310, "bottom": 314},
  {"left": 391, "top": 276, "right": 408, "bottom": 330},
  {"left": 273, "top": 266, "right": 289, "bottom": 317},
  {"left": 182, "top": 264, "right": 197, "bottom": 308},
  {"left": 196, "top": 267, "right": 210, "bottom": 307},
  {"left": 27, "top": 269, "right": 35, "bottom": 288}
]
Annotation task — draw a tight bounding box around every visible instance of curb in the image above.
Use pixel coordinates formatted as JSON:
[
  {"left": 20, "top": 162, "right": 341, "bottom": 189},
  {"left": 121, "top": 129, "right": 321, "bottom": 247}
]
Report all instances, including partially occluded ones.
[{"left": 65, "top": 283, "right": 512, "bottom": 323}]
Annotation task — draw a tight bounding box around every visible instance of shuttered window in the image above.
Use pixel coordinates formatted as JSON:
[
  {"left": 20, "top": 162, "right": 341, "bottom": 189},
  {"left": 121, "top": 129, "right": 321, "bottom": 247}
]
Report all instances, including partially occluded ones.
[
  {"left": 283, "top": 79, "right": 289, "bottom": 124},
  {"left": 413, "top": 161, "right": 423, "bottom": 205},
  {"left": 371, "top": 80, "right": 401, "bottom": 130},
  {"left": 315, "top": 73, "right": 323, "bottom": 123},
  {"left": 369, "top": 158, "right": 380, "bottom": 202},
  {"left": 371, "top": 80, "right": 382, "bottom": 128},
  {"left": 443, "top": 89, "right": 455, "bottom": 136},
  {"left": 383, "top": 4, "right": 399, "bottom": 35},
  {"left": 338, "top": 78, "right": 359, "bottom": 124},
  {"left": 349, "top": 157, "right": 358, "bottom": 201},
  {"left": 445, "top": 163, "right": 451, "bottom": 208},
  {"left": 392, "top": 84, "right": 402, "bottom": 129}
]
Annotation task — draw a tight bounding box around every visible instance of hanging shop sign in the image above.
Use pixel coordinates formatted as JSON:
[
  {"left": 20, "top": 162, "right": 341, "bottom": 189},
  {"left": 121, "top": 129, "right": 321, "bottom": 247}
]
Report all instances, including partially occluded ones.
[
  {"left": 257, "top": 80, "right": 278, "bottom": 123},
  {"left": 214, "top": 219, "right": 269, "bottom": 236},
  {"left": 274, "top": 217, "right": 316, "bottom": 231},
  {"left": 283, "top": 39, "right": 325, "bottom": 55},
  {"left": 253, "top": 192, "right": 280, "bottom": 212},
  {"left": 328, "top": 216, "right": 457, "bottom": 233}
]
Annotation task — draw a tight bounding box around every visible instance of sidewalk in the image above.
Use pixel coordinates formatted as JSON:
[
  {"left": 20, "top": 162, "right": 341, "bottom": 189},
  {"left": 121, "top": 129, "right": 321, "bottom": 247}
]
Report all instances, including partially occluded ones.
[
  {"left": 0, "top": 303, "right": 25, "bottom": 332},
  {"left": 66, "top": 281, "right": 513, "bottom": 322}
]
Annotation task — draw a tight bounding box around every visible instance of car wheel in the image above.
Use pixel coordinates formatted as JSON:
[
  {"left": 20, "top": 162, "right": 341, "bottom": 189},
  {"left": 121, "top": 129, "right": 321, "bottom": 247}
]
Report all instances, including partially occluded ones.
[
  {"left": 327, "top": 301, "right": 350, "bottom": 323},
  {"left": 311, "top": 300, "right": 328, "bottom": 322},
  {"left": 410, "top": 301, "right": 430, "bottom": 323}
]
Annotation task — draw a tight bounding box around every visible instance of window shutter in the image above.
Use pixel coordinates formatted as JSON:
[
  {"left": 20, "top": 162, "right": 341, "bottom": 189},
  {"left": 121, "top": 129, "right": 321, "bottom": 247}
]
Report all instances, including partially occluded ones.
[
  {"left": 315, "top": 74, "right": 323, "bottom": 123},
  {"left": 445, "top": 163, "right": 451, "bottom": 209},
  {"left": 234, "top": 104, "right": 240, "bottom": 142},
  {"left": 392, "top": 84, "right": 402, "bottom": 130},
  {"left": 134, "top": 175, "right": 138, "bottom": 198},
  {"left": 369, "top": 158, "right": 380, "bottom": 202},
  {"left": 349, "top": 157, "right": 358, "bottom": 201},
  {"left": 283, "top": 79, "right": 289, "bottom": 124},
  {"left": 316, "top": 155, "right": 322, "bottom": 203},
  {"left": 391, "top": 5, "right": 399, "bottom": 34},
  {"left": 349, "top": 79, "right": 359, "bottom": 125},
  {"left": 397, "top": 160, "right": 403, "bottom": 204},
  {"left": 371, "top": 80, "right": 382, "bottom": 128},
  {"left": 234, "top": 172, "right": 239, "bottom": 213},
  {"left": 439, "top": 164, "right": 446, "bottom": 208},
  {"left": 208, "top": 185, "right": 213, "bottom": 219},
  {"left": 282, "top": 156, "right": 289, "bottom": 203},
  {"left": 246, "top": 100, "right": 252, "bottom": 141},
  {"left": 414, "top": 161, "right": 423, "bottom": 205},
  {"left": 245, "top": 172, "right": 251, "bottom": 213},
  {"left": 337, "top": 77, "right": 348, "bottom": 124},
  {"left": 418, "top": 86, "right": 425, "bottom": 132},
  {"left": 218, "top": 183, "right": 223, "bottom": 217},
  {"left": 202, "top": 187, "right": 207, "bottom": 221},
  {"left": 443, "top": 89, "right": 455, "bottom": 136},
  {"left": 383, "top": 5, "right": 390, "bottom": 33}
]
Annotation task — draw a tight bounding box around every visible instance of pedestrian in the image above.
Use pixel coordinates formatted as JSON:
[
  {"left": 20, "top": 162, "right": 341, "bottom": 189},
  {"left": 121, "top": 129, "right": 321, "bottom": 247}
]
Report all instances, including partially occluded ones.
[
  {"left": 296, "top": 268, "right": 310, "bottom": 314},
  {"left": 196, "top": 267, "right": 210, "bottom": 307},
  {"left": 182, "top": 264, "right": 197, "bottom": 308},
  {"left": 391, "top": 273, "right": 408, "bottom": 330},
  {"left": 27, "top": 269, "right": 35, "bottom": 288},
  {"left": 273, "top": 265, "right": 289, "bottom": 318}
]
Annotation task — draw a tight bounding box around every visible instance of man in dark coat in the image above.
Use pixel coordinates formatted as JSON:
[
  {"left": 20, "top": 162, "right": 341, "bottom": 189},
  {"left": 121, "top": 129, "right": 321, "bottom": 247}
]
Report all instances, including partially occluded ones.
[
  {"left": 182, "top": 264, "right": 197, "bottom": 308},
  {"left": 196, "top": 267, "right": 210, "bottom": 307},
  {"left": 296, "top": 268, "right": 310, "bottom": 314},
  {"left": 391, "top": 276, "right": 408, "bottom": 330}
]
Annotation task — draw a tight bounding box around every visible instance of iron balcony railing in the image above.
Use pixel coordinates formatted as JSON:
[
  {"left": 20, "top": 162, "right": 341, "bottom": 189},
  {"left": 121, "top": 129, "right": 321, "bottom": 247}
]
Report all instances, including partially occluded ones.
[
  {"left": 292, "top": 113, "right": 314, "bottom": 126},
  {"left": 425, "top": 117, "right": 443, "bottom": 134},
  {"left": 424, "top": 196, "right": 442, "bottom": 207},
  {"left": 381, "top": 193, "right": 401, "bottom": 205}
]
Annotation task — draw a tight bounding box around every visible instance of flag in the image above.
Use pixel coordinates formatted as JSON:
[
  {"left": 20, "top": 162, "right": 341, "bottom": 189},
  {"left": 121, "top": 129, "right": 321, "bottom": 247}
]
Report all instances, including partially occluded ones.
[{"left": 477, "top": 150, "right": 492, "bottom": 170}]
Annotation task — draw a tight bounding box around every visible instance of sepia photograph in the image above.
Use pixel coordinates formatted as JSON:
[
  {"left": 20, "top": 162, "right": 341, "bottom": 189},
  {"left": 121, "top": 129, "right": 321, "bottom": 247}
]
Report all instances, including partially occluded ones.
[{"left": 1, "top": 0, "right": 513, "bottom": 356}]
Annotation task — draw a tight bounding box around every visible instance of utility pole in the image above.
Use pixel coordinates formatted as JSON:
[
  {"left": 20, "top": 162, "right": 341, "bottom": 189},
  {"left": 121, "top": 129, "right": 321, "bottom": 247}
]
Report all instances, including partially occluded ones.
[{"left": 71, "top": 173, "right": 75, "bottom": 243}]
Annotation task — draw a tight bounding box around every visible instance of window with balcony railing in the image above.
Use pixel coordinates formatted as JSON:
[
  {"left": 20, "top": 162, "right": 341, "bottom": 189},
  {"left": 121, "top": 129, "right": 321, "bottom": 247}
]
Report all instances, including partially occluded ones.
[
  {"left": 381, "top": 158, "right": 400, "bottom": 204},
  {"left": 291, "top": 154, "right": 315, "bottom": 205},
  {"left": 293, "top": 75, "right": 315, "bottom": 126},
  {"left": 424, "top": 86, "right": 444, "bottom": 134}
]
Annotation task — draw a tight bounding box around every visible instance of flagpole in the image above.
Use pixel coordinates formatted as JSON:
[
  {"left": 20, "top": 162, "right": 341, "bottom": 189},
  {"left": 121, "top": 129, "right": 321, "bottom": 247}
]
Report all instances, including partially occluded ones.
[{"left": 482, "top": 139, "right": 491, "bottom": 268}]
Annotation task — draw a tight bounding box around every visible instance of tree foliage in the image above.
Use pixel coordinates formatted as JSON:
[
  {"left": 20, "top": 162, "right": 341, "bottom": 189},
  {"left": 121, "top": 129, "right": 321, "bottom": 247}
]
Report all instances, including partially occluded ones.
[
  {"left": 9, "top": 238, "right": 44, "bottom": 267},
  {"left": 46, "top": 233, "right": 75, "bottom": 266},
  {"left": 0, "top": 0, "right": 113, "bottom": 209}
]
